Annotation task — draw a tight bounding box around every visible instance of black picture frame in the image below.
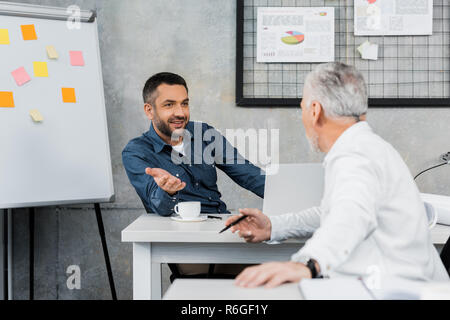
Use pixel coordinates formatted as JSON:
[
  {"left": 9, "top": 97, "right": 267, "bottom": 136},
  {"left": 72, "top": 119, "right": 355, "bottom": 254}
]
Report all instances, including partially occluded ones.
[{"left": 235, "top": 0, "right": 450, "bottom": 108}]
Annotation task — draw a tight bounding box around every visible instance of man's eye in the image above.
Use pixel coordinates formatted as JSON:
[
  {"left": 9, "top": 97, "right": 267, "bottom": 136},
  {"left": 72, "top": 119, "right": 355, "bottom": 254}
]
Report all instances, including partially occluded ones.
[
  {"left": 182, "top": 102, "right": 189, "bottom": 106},
  {"left": 165, "top": 103, "right": 173, "bottom": 107}
]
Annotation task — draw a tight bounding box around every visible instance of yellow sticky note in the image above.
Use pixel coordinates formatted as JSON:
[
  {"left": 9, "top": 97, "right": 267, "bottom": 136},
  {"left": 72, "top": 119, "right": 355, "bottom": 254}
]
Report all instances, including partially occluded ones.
[
  {"left": 46, "top": 45, "right": 58, "bottom": 59},
  {"left": 0, "top": 29, "right": 10, "bottom": 45},
  {"left": 33, "top": 62, "right": 48, "bottom": 77},
  {"left": 29, "top": 109, "right": 43, "bottom": 122},
  {"left": 62, "top": 88, "right": 76, "bottom": 103},
  {"left": 0, "top": 91, "right": 15, "bottom": 108},
  {"left": 21, "top": 24, "right": 37, "bottom": 40}
]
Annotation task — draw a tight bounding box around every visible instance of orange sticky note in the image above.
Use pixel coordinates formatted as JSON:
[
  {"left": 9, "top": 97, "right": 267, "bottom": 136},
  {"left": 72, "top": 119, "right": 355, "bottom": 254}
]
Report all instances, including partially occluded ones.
[
  {"left": 33, "top": 62, "right": 48, "bottom": 77},
  {"left": 0, "top": 91, "right": 15, "bottom": 108},
  {"left": 21, "top": 24, "right": 37, "bottom": 40},
  {"left": 62, "top": 88, "right": 76, "bottom": 103}
]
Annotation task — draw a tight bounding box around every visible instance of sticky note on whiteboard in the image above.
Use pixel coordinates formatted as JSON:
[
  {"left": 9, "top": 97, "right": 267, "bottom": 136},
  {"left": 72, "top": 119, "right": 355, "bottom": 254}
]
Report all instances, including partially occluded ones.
[
  {"left": 29, "top": 109, "right": 44, "bottom": 122},
  {"left": 70, "top": 51, "right": 85, "bottom": 66},
  {"left": 46, "top": 46, "right": 59, "bottom": 59},
  {"left": 21, "top": 24, "right": 37, "bottom": 40},
  {"left": 0, "top": 91, "right": 15, "bottom": 108},
  {"left": 11, "top": 67, "right": 31, "bottom": 86},
  {"left": 62, "top": 88, "right": 76, "bottom": 103},
  {"left": 0, "top": 29, "right": 10, "bottom": 44},
  {"left": 33, "top": 61, "right": 49, "bottom": 77}
]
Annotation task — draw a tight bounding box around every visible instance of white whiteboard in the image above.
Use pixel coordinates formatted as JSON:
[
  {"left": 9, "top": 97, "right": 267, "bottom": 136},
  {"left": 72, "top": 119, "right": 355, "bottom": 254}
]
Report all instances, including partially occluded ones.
[{"left": 0, "top": 5, "right": 114, "bottom": 209}]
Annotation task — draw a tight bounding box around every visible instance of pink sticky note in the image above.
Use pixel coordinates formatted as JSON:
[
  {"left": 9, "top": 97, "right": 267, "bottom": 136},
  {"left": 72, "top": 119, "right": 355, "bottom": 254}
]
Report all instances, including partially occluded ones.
[
  {"left": 70, "top": 51, "right": 85, "bottom": 66},
  {"left": 11, "top": 67, "right": 31, "bottom": 86}
]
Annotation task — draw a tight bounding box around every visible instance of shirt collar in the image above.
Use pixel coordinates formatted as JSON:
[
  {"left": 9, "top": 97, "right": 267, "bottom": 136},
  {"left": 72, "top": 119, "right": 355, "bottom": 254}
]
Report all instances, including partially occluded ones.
[
  {"left": 144, "top": 121, "right": 195, "bottom": 154},
  {"left": 323, "top": 121, "right": 372, "bottom": 165}
]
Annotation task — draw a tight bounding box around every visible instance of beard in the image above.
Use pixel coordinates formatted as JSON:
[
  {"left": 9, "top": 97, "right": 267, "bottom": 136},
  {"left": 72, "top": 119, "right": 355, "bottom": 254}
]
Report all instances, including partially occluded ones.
[
  {"left": 306, "top": 131, "right": 321, "bottom": 154},
  {"left": 153, "top": 115, "right": 188, "bottom": 141}
]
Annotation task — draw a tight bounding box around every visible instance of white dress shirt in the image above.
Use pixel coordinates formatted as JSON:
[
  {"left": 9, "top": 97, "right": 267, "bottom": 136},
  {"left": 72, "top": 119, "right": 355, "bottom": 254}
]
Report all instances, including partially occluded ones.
[{"left": 269, "top": 121, "right": 449, "bottom": 281}]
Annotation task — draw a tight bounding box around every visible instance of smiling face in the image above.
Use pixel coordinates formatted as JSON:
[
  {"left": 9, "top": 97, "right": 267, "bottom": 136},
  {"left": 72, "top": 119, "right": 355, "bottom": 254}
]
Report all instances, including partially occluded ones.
[{"left": 144, "top": 84, "right": 190, "bottom": 143}]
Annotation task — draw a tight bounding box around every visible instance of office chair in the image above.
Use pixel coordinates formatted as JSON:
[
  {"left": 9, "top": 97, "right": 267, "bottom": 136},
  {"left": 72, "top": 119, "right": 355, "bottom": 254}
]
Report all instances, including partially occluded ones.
[{"left": 441, "top": 235, "right": 450, "bottom": 276}]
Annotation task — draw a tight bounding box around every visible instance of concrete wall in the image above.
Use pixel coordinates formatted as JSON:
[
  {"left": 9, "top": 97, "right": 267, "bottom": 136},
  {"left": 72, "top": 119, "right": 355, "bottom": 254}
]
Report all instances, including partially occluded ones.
[{"left": 7, "top": 0, "right": 450, "bottom": 299}]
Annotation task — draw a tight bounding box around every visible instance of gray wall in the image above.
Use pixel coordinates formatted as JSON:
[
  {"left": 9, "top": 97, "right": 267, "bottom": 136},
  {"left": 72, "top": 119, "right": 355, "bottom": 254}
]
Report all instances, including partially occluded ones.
[{"left": 7, "top": 0, "right": 450, "bottom": 300}]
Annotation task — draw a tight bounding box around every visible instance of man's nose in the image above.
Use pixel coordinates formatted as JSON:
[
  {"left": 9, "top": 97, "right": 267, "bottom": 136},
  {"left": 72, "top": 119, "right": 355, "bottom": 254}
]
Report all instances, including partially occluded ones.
[{"left": 173, "top": 103, "right": 185, "bottom": 116}]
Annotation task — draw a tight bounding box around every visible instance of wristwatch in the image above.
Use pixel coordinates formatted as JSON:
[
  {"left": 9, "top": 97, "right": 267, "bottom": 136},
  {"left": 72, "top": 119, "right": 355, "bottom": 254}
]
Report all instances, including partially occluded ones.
[{"left": 306, "top": 259, "right": 321, "bottom": 279}]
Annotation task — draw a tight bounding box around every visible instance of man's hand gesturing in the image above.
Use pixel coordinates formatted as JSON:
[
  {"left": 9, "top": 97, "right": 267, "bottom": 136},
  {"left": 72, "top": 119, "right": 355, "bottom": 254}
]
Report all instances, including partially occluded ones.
[{"left": 145, "top": 167, "right": 186, "bottom": 196}]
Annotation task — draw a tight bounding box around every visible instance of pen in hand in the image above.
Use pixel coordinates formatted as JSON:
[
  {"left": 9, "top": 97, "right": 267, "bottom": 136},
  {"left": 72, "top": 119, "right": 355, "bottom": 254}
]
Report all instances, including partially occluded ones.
[{"left": 218, "top": 215, "right": 248, "bottom": 234}]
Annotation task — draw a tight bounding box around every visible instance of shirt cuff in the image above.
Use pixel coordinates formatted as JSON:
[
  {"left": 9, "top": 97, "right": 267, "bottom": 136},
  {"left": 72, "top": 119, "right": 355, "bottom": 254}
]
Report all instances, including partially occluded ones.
[
  {"left": 154, "top": 187, "right": 179, "bottom": 216},
  {"left": 290, "top": 249, "right": 329, "bottom": 278},
  {"left": 265, "top": 215, "right": 285, "bottom": 244}
]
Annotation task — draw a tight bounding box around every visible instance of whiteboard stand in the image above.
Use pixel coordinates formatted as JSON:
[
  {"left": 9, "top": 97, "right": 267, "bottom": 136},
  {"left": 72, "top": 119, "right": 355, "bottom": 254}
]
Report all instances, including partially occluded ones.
[
  {"left": 29, "top": 208, "right": 34, "bottom": 300},
  {"left": 1, "top": 209, "right": 6, "bottom": 300},
  {"left": 94, "top": 203, "right": 117, "bottom": 300},
  {"left": 24, "top": 204, "right": 117, "bottom": 300}
]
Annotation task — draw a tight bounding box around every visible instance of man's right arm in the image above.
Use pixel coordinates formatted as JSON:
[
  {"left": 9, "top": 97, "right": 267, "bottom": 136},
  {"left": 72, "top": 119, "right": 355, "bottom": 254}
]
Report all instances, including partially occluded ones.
[
  {"left": 268, "top": 207, "right": 322, "bottom": 242},
  {"left": 122, "top": 150, "right": 179, "bottom": 216},
  {"left": 227, "top": 206, "right": 321, "bottom": 243}
]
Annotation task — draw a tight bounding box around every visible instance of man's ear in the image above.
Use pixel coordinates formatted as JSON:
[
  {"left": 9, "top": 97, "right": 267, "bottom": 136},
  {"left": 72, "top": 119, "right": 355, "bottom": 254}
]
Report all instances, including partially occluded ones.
[
  {"left": 310, "top": 100, "right": 323, "bottom": 127},
  {"left": 144, "top": 103, "right": 154, "bottom": 120}
]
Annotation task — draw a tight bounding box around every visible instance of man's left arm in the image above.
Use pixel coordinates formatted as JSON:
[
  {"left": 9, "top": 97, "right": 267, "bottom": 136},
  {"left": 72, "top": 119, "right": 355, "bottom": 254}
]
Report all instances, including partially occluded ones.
[{"left": 208, "top": 125, "right": 265, "bottom": 198}]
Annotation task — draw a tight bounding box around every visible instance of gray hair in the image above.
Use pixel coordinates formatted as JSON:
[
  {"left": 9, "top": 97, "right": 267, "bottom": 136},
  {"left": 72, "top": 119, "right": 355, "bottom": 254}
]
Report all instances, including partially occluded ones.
[{"left": 303, "top": 62, "right": 368, "bottom": 119}]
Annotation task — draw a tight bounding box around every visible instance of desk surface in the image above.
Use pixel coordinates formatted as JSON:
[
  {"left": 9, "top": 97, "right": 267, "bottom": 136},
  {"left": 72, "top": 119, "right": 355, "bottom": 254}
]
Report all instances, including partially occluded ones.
[
  {"left": 122, "top": 214, "right": 450, "bottom": 245},
  {"left": 163, "top": 279, "right": 302, "bottom": 300}
]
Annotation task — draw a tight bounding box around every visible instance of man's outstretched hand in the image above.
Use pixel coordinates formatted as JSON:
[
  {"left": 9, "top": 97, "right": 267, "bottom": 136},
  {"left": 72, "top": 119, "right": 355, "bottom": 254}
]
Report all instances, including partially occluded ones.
[{"left": 145, "top": 167, "right": 186, "bottom": 196}]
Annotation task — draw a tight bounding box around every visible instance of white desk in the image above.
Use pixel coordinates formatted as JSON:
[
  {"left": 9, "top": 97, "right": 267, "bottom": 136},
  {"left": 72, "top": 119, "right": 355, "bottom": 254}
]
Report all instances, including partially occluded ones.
[
  {"left": 163, "top": 279, "right": 302, "bottom": 300},
  {"left": 121, "top": 213, "right": 450, "bottom": 300}
]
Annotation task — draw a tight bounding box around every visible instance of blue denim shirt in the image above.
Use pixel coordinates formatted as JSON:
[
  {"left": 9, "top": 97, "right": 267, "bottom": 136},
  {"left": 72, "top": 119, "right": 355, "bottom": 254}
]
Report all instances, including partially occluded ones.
[{"left": 122, "top": 121, "right": 265, "bottom": 215}]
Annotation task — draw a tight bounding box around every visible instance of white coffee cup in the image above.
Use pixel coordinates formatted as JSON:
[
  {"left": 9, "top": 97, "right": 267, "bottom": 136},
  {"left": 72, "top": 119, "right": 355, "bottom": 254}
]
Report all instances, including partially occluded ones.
[
  {"left": 424, "top": 202, "right": 438, "bottom": 229},
  {"left": 174, "top": 201, "right": 201, "bottom": 219}
]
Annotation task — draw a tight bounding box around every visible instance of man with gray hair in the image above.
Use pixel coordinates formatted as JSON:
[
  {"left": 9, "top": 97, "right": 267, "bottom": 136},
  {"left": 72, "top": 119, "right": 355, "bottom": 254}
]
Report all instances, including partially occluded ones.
[{"left": 225, "top": 62, "right": 449, "bottom": 288}]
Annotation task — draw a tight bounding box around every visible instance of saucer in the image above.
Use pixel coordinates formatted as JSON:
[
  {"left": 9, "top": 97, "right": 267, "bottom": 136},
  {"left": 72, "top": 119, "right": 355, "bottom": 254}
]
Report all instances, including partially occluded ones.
[{"left": 171, "top": 214, "right": 208, "bottom": 222}]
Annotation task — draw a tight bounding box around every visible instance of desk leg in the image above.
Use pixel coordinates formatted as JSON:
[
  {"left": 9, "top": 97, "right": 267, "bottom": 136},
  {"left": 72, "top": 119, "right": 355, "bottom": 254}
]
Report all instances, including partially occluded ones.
[
  {"left": 133, "top": 242, "right": 162, "bottom": 300},
  {"left": 151, "top": 262, "right": 162, "bottom": 300},
  {"left": 133, "top": 242, "right": 151, "bottom": 300}
]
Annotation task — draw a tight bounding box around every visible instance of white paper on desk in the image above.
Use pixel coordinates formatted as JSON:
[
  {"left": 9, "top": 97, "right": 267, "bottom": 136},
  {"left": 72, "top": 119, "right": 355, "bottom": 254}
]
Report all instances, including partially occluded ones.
[
  {"left": 257, "top": 7, "right": 335, "bottom": 63},
  {"left": 364, "top": 277, "right": 424, "bottom": 300},
  {"left": 298, "top": 278, "right": 374, "bottom": 300},
  {"left": 354, "top": 0, "right": 433, "bottom": 36}
]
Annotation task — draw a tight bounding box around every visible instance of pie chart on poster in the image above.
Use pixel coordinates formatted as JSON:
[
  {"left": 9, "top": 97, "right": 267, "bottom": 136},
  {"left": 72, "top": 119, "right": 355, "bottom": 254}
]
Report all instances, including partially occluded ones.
[{"left": 281, "top": 31, "right": 305, "bottom": 45}]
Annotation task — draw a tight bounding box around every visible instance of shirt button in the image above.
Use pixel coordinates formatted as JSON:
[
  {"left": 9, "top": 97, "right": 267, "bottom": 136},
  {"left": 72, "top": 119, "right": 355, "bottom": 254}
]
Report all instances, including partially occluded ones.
[
  {"left": 218, "top": 209, "right": 221, "bottom": 213},
  {"left": 176, "top": 174, "right": 179, "bottom": 177},
  {"left": 195, "top": 183, "right": 199, "bottom": 187},
  {"left": 208, "top": 197, "right": 212, "bottom": 201}
]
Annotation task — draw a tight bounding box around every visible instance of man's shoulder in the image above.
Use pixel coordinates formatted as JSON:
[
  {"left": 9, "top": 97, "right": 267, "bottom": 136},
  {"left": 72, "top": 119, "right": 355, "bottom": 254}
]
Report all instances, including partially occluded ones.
[{"left": 122, "top": 133, "right": 154, "bottom": 155}]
